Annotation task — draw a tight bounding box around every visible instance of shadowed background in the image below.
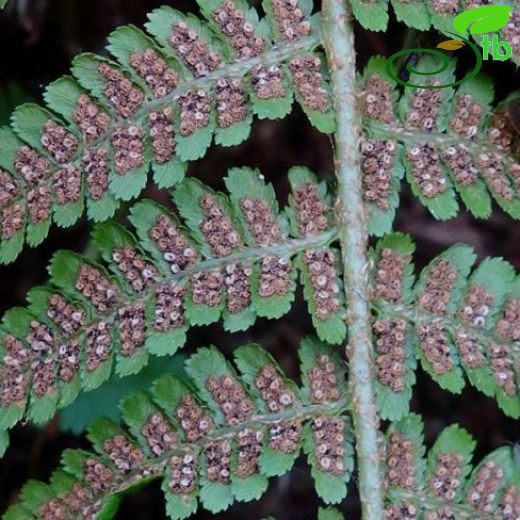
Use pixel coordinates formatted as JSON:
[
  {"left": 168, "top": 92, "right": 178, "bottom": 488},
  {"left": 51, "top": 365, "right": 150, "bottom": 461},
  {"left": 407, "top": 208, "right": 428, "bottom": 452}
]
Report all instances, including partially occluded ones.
[{"left": 0, "top": 0, "right": 519, "bottom": 518}]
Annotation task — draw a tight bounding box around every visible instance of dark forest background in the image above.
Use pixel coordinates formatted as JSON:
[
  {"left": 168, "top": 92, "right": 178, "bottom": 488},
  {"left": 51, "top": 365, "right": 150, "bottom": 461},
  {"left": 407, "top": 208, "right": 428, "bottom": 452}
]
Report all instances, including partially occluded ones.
[{"left": 0, "top": 1, "right": 519, "bottom": 518}]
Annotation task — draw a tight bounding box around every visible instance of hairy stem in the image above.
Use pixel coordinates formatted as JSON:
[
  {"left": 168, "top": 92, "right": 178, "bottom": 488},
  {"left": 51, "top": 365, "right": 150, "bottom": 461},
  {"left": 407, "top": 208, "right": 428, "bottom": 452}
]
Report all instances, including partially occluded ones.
[{"left": 322, "top": 1, "right": 384, "bottom": 519}]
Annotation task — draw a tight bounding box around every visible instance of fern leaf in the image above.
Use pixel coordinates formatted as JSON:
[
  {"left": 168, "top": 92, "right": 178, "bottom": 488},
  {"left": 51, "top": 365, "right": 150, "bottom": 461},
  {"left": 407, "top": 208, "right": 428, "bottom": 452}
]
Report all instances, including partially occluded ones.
[
  {"left": 384, "top": 413, "right": 520, "bottom": 519},
  {"left": 0, "top": 173, "right": 343, "bottom": 445},
  {"left": 4, "top": 339, "right": 351, "bottom": 519},
  {"left": 372, "top": 233, "right": 520, "bottom": 420},
  {"left": 362, "top": 58, "right": 520, "bottom": 231}
]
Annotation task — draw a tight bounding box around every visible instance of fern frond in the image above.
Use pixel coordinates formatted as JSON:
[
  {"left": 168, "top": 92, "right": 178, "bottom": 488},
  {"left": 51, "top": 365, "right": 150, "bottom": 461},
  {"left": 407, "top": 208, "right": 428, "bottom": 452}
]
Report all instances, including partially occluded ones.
[
  {"left": 4, "top": 339, "right": 353, "bottom": 519},
  {"left": 383, "top": 412, "right": 520, "bottom": 519},
  {"left": 371, "top": 233, "right": 520, "bottom": 420},
  {"left": 0, "top": 0, "right": 334, "bottom": 264},
  {"left": 0, "top": 170, "right": 345, "bottom": 444},
  {"left": 361, "top": 57, "right": 520, "bottom": 234}
]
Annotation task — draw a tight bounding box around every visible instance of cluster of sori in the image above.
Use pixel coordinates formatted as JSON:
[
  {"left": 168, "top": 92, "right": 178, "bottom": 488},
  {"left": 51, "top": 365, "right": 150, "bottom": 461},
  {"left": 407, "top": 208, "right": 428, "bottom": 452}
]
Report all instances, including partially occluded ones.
[
  {"left": 141, "top": 412, "right": 178, "bottom": 456},
  {"left": 429, "top": 452, "right": 464, "bottom": 501},
  {"left": 0, "top": 336, "right": 30, "bottom": 407},
  {"left": 236, "top": 428, "right": 264, "bottom": 477},
  {"left": 271, "top": 0, "right": 311, "bottom": 41},
  {"left": 499, "top": 484, "right": 520, "bottom": 519},
  {"left": 385, "top": 432, "right": 416, "bottom": 490},
  {"left": 111, "top": 126, "right": 145, "bottom": 175},
  {"left": 502, "top": 9, "right": 520, "bottom": 57},
  {"left": 112, "top": 246, "right": 159, "bottom": 292},
  {"left": 311, "top": 416, "right": 346, "bottom": 475},
  {"left": 82, "top": 148, "right": 109, "bottom": 201},
  {"left": 204, "top": 440, "right": 232, "bottom": 483},
  {"left": 97, "top": 63, "right": 144, "bottom": 118},
  {"left": 224, "top": 262, "right": 252, "bottom": 314},
  {"left": 488, "top": 110, "right": 516, "bottom": 152},
  {"left": 27, "top": 321, "right": 56, "bottom": 398},
  {"left": 153, "top": 283, "right": 185, "bottom": 332},
  {"left": 361, "top": 139, "right": 396, "bottom": 210},
  {"left": 73, "top": 94, "right": 111, "bottom": 143},
  {"left": 373, "top": 318, "right": 407, "bottom": 392},
  {"left": 289, "top": 55, "right": 330, "bottom": 112},
  {"left": 52, "top": 165, "right": 82, "bottom": 205},
  {"left": 466, "top": 460, "right": 504, "bottom": 513},
  {"left": 206, "top": 375, "right": 254, "bottom": 425},
  {"left": 308, "top": 354, "right": 341, "bottom": 403},
  {"left": 384, "top": 502, "right": 418, "bottom": 520},
  {"left": 0, "top": 169, "right": 20, "bottom": 239},
  {"left": 148, "top": 108, "right": 176, "bottom": 164},
  {"left": 291, "top": 181, "right": 329, "bottom": 236},
  {"left": 175, "top": 393, "right": 213, "bottom": 442},
  {"left": 455, "top": 285, "right": 491, "bottom": 369},
  {"left": 497, "top": 299, "right": 520, "bottom": 341},
  {"left": 407, "top": 84, "right": 442, "bottom": 133},
  {"left": 253, "top": 364, "right": 301, "bottom": 454},
  {"left": 361, "top": 75, "right": 394, "bottom": 123},
  {"left": 117, "top": 302, "right": 146, "bottom": 357},
  {"left": 75, "top": 264, "right": 119, "bottom": 311},
  {"left": 477, "top": 152, "right": 515, "bottom": 200},
  {"left": 102, "top": 434, "right": 145, "bottom": 473},
  {"left": 406, "top": 144, "right": 447, "bottom": 199},
  {"left": 177, "top": 89, "right": 212, "bottom": 137},
  {"left": 41, "top": 121, "right": 78, "bottom": 163},
  {"left": 191, "top": 271, "right": 224, "bottom": 308},
  {"left": 430, "top": 0, "right": 458, "bottom": 14},
  {"left": 302, "top": 250, "right": 341, "bottom": 320},
  {"left": 373, "top": 247, "right": 411, "bottom": 303},
  {"left": 487, "top": 341, "right": 517, "bottom": 397},
  {"left": 149, "top": 214, "right": 198, "bottom": 274},
  {"left": 85, "top": 321, "right": 112, "bottom": 372},
  {"left": 168, "top": 452, "right": 197, "bottom": 495},
  {"left": 215, "top": 78, "right": 248, "bottom": 128}
]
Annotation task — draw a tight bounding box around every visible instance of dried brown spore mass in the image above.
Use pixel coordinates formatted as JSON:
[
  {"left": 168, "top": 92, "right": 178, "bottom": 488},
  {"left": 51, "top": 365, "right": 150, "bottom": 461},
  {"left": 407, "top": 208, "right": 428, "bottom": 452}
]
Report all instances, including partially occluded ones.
[
  {"left": 141, "top": 412, "right": 178, "bottom": 456},
  {"left": 250, "top": 64, "right": 286, "bottom": 100},
  {"left": 0, "top": 169, "right": 19, "bottom": 208},
  {"left": 14, "top": 145, "right": 51, "bottom": 185},
  {"left": 502, "top": 8, "right": 520, "bottom": 57},
  {"left": 450, "top": 94, "right": 483, "bottom": 139},
  {"left": 236, "top": 428, "right": 263, "bottom": 477},
  {"left": 424, "top": 508, "right": 456, "bottom": 520},
  {"left": 76, "top": 264, "right": 119, "bottom": 311},
  {"left": 149, "top": 108, "right": 176, "bottom": 164},
  {"left": 466, "top": 460, "right": 504, "bottom": 513},
  {"left": 149, "top": 214, "right": 197, "bottom": 274},
  {"left": 215, "top": 78, "right": 248, "bottom": 127},
  {"left": 57, "top": 339, "right": 81, "bottom": 382},
  {"left": 84, "top": 458, "right": 115, "bottom": 494},
  {"left": 103, "top": 434, "right": 145, "bottom": 473},
  {"left": 27, "top": 185, "right": 51, "bottom": 224},
  {"left": 361, "top": 75, "right": 394, "bottom": 123},
  {"left": 178, "top": 89, "right": 212, "bottom": 136},
  {"left": 112, "top": 247, "right": 159, "bottom": 292},
  {"left": 74, "top": 94, "right": 111, "bottom": 143},
  {"left": 374, "top": 318, "right": 407, "bottom": 392},
  {"left": 406, "top": 144, "right": 447, "bottom": 198},
  {"left": 53, "top": 165, "right": 82, "bottom": 204},
  {"left": 311, "top": 416, "right": 346, "bottom": 475},
  {"left": 509, "top": 163, "right": 520, "bottom": 193},
  {"left": 259, "top": 255, "right": 292, "bottom": 297},
  {"left": 455, "top": 332, "right": 485, "bottom": 369},
  {"left": 292, "top": 181, "right": 329, "bottom": 236},
  {"left": 373, "top": 248, "right": 411, "bottom": 303},
  {"left": 199, "top": 193, "right": 241, "bottom": 256},
  {"left": 429, "top": 452, "right": 464, "bottom": 501},
  {"left": 85, "top": 321, "right": 111, "bottom": 371},
  {"left": 31, "top": 357, "right": 57, "bottom": 397},
  {"left": 82, "top": 148, "right": 109, "bottom": 201},
  {"left": 38, "top": 499, "right": 69, "bottom": 520},
  {"left": 418, "top": 259, "right": 458, "bottom": 315},
  {"left": 212, "top": 0, "right": 266, "bottom": 59},
  {"left": 111, "top": 126, "right": 145, "bottom": 175},
  {"left": 384, "top": 503, "right": 417, "bottom": 520},
  {"left": 175, "top": 393, "right": 213, "bottom": 442},
  {"left": 206, "top": 374, "right": 254, "bottom": 425},
  {"left": 417, "top": 323, "right": 454, "bottom": 374},
  {"left": 308, "top": 354, "right": 341, "bottom": 403},
  {"left": 240, "top": 196, "right": 281, "bottom": 246},
  {"left": 443, "top": 146, "right": 478, "bottom": 186},
  {"left": 496, "top": 299, "right": 520, "bottom": 341},
  {"left": 191, "top": 270, "right": 224, "bottom": 307},
  {"left": 271, "top": 0, "right": 311, "bottom": 41},
  {"left": 41, "top": 120, "right": 79, "bottom": 164},
  {"left": 62, "top": 483, "right": 94, "bottom": 515},
  {"left": 407, "top": 86, "right": 442, "bottom": 132},
  {"left": 302, "top": 249, "right": 341, "bottom": 320},
  {"left": 224, "top": 262, "right": 252, "bottom": 314},
  {"left": 117, "top": 302, "right": 146, "bottom": 356},
  {"left": 0, "top": 369, "right": 30, "bottom": 406},
  {"left": 28, "top": 320, "right": 55, "bottom": 356},
  {"left": 458, "top": 284, "right": 494, "bottom": 328},
  {"left": 129, "top": 48, "right": 179, "bottom": 98},
  {"left": 0, "top": 336, "right": 30, "bottom": 406},
  {"left": 47, "top": 293, "right": 85, "bottom": 336},
  {"left": 431, "top": 0, "right": 458, "bottom": 13},
  {"left": 169, "top": 22, "right": 221, "bottom": 77},
  {"left": 498, "top": 485, "right": 520, "bottom": 520},
  {"left": 488, "top": 110, "right": 516, "bottom": 151},
  {"left": 204, "top": 440, "right": 232, "bottom": 483},
  {"left": 361, "top": 139, "right": 396, "bottom": 211},
  {"left": 168, "top": 453, "right": 197, "bottom": 494},
  {"left": 255, "top": 364, "right": 295, "bottom": 413},
  {"left": 97, "top": 62, "right": 144, "bottom": 118},
  {"left": 289, "top": 55, "right": 329, "bottom": 112},
  {"left": 269, "top": 420, "right": 302, "bottom": 453},
  {"left": 478, "top": 153, "right": 515, "bottom": 201},
  {"left": 153, "top": 283, "right": 185, "bottom": 332},
  {"left": 1, "top": 204, "right": 24, "bottom": 240},
  {"left": 487, "top": 342, "right": 516, "bottom": 396},
  {"left": 386, "top": 432, "right": 416, "bottom": 489}
]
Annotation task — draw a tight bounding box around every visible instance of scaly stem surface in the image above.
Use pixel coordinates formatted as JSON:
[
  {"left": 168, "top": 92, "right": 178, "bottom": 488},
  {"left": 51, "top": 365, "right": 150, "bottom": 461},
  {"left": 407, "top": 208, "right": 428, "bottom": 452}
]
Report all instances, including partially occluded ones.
[{"left": 322, "top": 1, "right": 384, "bottom": 518}]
